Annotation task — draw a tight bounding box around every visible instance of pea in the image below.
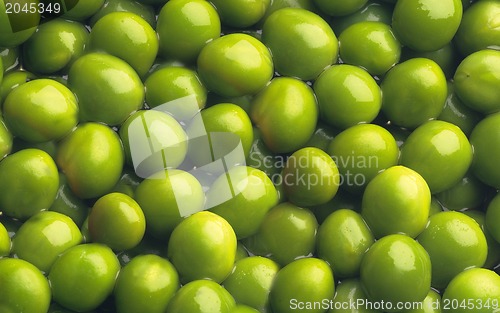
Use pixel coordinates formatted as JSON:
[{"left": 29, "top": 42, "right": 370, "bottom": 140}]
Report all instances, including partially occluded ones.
[
  {"left": 88, "top": 192, "right": 146, "bottom": 251},
  {"left": 210, "top": 0, "right": 270, "bottom": 28},
  {"left": 442, "top": 268, "right": 500, "bottom": 313},
  {"left": 157, "top": 0, "right": 221, "bottom": 64},
  {"left": 360, "top": 234, "right": 432, "bottom": 310},
  {"left": 0, "top": 258, "right": 51, "bottom": 313},
  {"left": 399, "top": 120, "right": 473, "bottom": 194},
  {"left": 361, "top": 166, "right": 431, "bottom": 238},
  {"left": 22, "top": 18, "right": 88, "bottom": 75},
  {"left": 416, "top": 211, "right": 488, "bottom": 290},
  {"left": 68, "top": 52, "right": 144, "bottom": 126},
  {"left": 381, "top": 58, "right": 448, "bottom": 129},
  {"left": 166, "top": 279, "right": 236, "bottom": 313},
  {"left": 470, "top": 112, "right": 500, "bottom": 188},
  {"left": 3, "top": 78, "right": 79, "bottom": 142},
  {"left": 338, "top": 21, "right": 401, "bottom": 76},
  {"left": 243, "top": 202, "right": 318, "bottom": 266},
  {"left": 327, "top": 124, "right": 399, "bottom": 194},
  {"left": 454, "top": 49, "right": 500, "bottom": 114},
  {"left": 250, "top": 77, "right": 318, "bottom": 153},
  {"left": 262, "top": 8, "right": 338, "bottom": 80},
  {"left": 0, "top": 148, "right": 59, "bottom": 220},
  {"left": 329, "top": 279, "right": 380, "bottom": 313},
  {"left": 12, "top": 211, "right": 82, "bottom": 273},
  {"left": 48, "top": 243, "right": 121, "bottom": 312},
  {"left": 197, "top": 33, "right": 273, "bottom": 98},
  {"left": 89, "top": 12, "right": 158, "bottom": 77},
  {"left": 223, "top": 256, "right": 280, "bottom": 312},
  {"left": 270, "top": 257, "right": 335, "bottom": 313},
  {"left": 317, "top": 209, "right": 375, "bottom": 278},
  {"left": 454, "top": 0, "right": 500, "bottom": 56},
  {"left": 0, "top": 222, "right": 10, "bottom": 257},
  {"left": 56, "top": 122, "right": 124, "bottom": 199},
  {"left": 167, "top": 211, "right": 237, "bottom": 284},
  {"left": 282, "top": 147, "right": 340, "bottom": 207},
  {"left": 0, "top": 115, "right": 12, "bottom": 159},
  {"left": 330, "top": 1, "right": 393, "bottom": 35},
  {"left": 314, "top": 64, "right": 382, "bottom": 128},
  {"left": 114, "top": 254, "right": 179, "bottom": 313},
  {"left": 135, "top": 169, "right": 205, "bottom": 239},
  {"left": 208, "top": 166, "right": 278, "bottom": 239},
  {"left": 392, "top": 0, "right": 463, "bottom": 52}
]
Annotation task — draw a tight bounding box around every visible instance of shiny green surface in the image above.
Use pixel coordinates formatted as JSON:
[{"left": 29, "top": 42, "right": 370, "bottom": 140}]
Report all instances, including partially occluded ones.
[
  {"left": 416, "top": 211, "right": 487, "bottom": 289},
  {"left": 314, "top": 64, "right": 382, "bottom": 128},
  {"left": 331, "top": 1, "right": 393, "bottom": 35},
  {"left": 329, "top": 279, "right": 380, "bottom": 313},
  {"left": 454, "top": 49, "right": 500, "bottom": 114},
  {"left": 88, "top": 192, "right": 146, "bottom": 251},
  {"left": 167, "top": 279, "right": 236, "bottom": 313},
  {"left": 361, "top": 166, "right": 430, "bottom": 238},
  {"left": 89, "top": 12, "right": 158, "bottom": 77},
  {"left": 328, "top": 124, "right": 399, "bottom": 194},
  {"left": 486, "top": 193, "right": 500, "bottom": 247},
  {"left": 23, "top": 19, "right": 88, "bottom": 74},
  {"left": 442, "top": 268, "right": 500, "bottom": 313},
  {"left": 145, "top": 65, "right": 207, "bottom": 115},
  {"left": 317, "top": 209, "right": 374, "bottom": 278},
  {"left": 392, "top": 0, "right": 462, "bottom": 51},
  {"left": 210, "top": 0, "right": 270, "bottom": 28},
  {"left": 135, "top": 169, "right": 204, "bottom": 239},
  {"left": 167, "top": 211, "right": 237, "bottom": 284},
  {"left": 243, "top": 202, "right": 318, "bottom": 266},
  {"left": 283, "top": 147, "right": 340, "bottom": 207},
  {"left": 381, "top": 58, "right": 447, "bottom": 129},
  {"left": 223, "top": 256, "right": 280, "bottom": 312},
  {"left": 0, "top": 258, "right": 51, "bottom": 313},
  {"left": 455, "top": 1, "right": 500, "bottom": 56},
  {"left": 119, "top": 109, "right": 188, "bottom": 170},
  {"left": 400, "top": 120, "right": 472, "bottom": 194},
  {"left": 3, "top": 79, "right": 78, "bottom": 142},
  {"left": 270, "top": 258, "right": 335, "bottom": 313},
  {"left": 250, "top": 77, "right": 318, "bottom": 153},
  {"left": 339, "top": 21, "right": 401, "bottom": 76},
  {"left": 157, "top": 0, "right": 221, "bottom": 63},
  {"left": 470, "top": 112, "right": 500, "bottom": 188},
  {"left": 197, "top": 33, "right": 273, "bottom": 98},
  {"left": 114, "top": 254, "right": 179, "bottom": 313},
  {"left": 48, "top": 243, "right": 120, "bottom": 312},
  {"left": 0, "top": 115, "right": 12, "bottom": 159},
  {"left": 68, "top": 52, "right": 144, "bottom": 126},
  {"left": 262, "top": 7, "right": 338, "bottom": 80},
  {"left": 56, "top": 123, "right": 124, "bottom": 199},
  {"left": 0, "top": 222, "right": 10, "bottom": 257},
  {"left": 360, "top": 234, "right": 431, "bottom": 309},
  {"left": 90, "top": 0, "right": 156, "bottom": 27},
  {"left": 209, "top": 166, "right": 278, "bottom": 239},
  {"left": 12, "top": 211, "right": 82, "bottom": 273},
  {"left": 0, "top": 148, "right": 59, "bottom": 220}
]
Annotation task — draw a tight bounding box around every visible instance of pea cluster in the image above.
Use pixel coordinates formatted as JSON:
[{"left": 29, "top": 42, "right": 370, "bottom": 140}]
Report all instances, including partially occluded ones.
[{"left": 0, "top": 0, "right": 499, "bottom": 313}]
